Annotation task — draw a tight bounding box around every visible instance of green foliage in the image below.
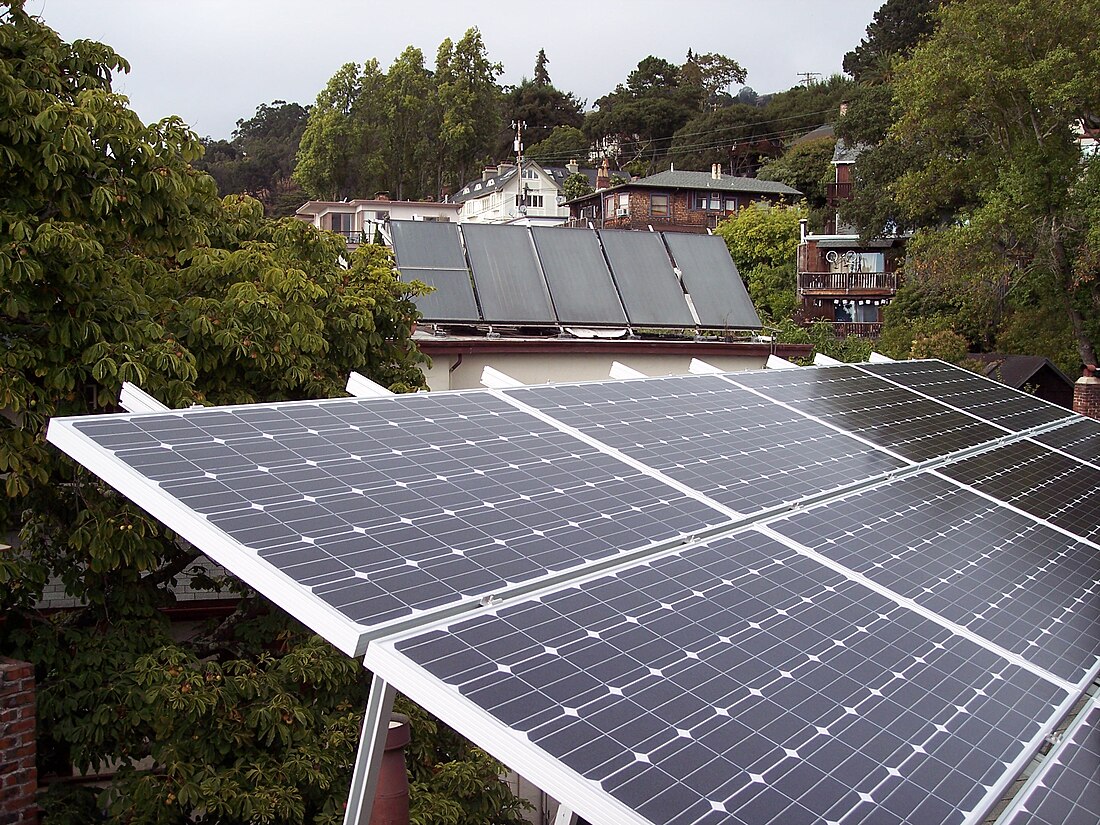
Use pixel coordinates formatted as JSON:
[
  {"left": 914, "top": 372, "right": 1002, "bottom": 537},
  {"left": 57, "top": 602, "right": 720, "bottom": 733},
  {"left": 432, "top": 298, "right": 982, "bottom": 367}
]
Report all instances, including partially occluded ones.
[
  {"left": 194, "top": 101, "right": 310, "bottom": 217},
  {"left": 561, "top": 171, "right": 594, "bottom": 201},
  {"left": 0, "top": 8, "right": 520, "bottom": 825},
  {"left": 773, "top": 320, "right": 874, "bottom": 363},
  {"left": 501, "top": 79, "right": 584, "bottom": 159},
  {"left": 757, "top": 136, "right": 836, "bottom": 214},
  {"left": 715, "top": 202, "right": 806, "bottom": 324},
  {"left": 842, "top": 0, "right": 942, "bottom": 83},
  {"left": 525, "top": 126, "right": 590, "bottom": 166},
  {"left": 846, "top": 0, "right": 1100, "bottom": 365}
]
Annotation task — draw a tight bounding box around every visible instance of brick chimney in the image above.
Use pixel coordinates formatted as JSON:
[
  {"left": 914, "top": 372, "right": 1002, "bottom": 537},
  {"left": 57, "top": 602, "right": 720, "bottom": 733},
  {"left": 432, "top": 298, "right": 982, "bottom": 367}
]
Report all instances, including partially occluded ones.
[
  {"left": 596, "top": 158, "right": 610, "bottom": 190},
  {"left": 1074, "top": 365, "right": 1100, "bottom": 419},
  {"left": 0, "top": 658, "right": 37, "bottom": 825}
]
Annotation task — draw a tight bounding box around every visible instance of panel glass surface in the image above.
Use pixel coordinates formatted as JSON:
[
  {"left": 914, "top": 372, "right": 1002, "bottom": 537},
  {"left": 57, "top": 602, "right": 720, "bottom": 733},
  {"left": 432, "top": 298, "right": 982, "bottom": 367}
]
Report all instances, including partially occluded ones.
[
  {"left": 1005, "top": 702, "right": 1100, "bottom": 825},
  {"left": 461, "top": 224, "right": 556, "bottom": 323},
  {"left": 530, "top": 227, "right": 628, "bottom": 326},
  {"left": 938, "top": 441, "right": 1100, "bottom": 543},
  {"left": 1034, "top": 417, "right": 1100, "bottom": 466},
  {"left": 510, "top": 375, "right": 906, "bottom": 515},
  {"left": 662, "top": 233, "right": 761, "bottom": 329},
  {"left": 770, "top": 472, "right": 1100, "bottom": 684},
  {"left": 730, "top": 366, "right": 1006, "bottom": 462},
  {"left": 389, "top": 531, "right": 1066, "bottom": 825},
  {"left": 859, "top": 360, "right": 1073, "bottom": 431},
  {"left": 389, "top": 220, "right": 467, "bottom": 269},
  {"left": 395, "top": 267, "right": 480, "bottom": 322},
  {"left": 69, "top": 393, "right": 730, "bottom": 629},
  {"left": 598, "top": 230, "right": 695, "bottom": 327}
]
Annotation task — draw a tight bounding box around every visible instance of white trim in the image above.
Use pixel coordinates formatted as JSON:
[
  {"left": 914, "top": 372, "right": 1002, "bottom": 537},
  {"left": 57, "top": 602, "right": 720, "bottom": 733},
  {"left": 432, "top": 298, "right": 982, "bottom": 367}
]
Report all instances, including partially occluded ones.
[
  {"left": 868, "top": 351, "right": 894, "bottom": 363},
  {"left": 480, "top": 366, "right": 525, "bottom": 389},
  {"left": 812, "top": 353, "right": 843, "bottom": 366},
  {"left": 344, "top": 675, "right": 396, "bottom": 825},
  {"left": 688, "top": 358, "right": 722, "bottom": 375},
  {"left": 345, "top": 372, "right": 395, "bottom": 398},
  {"left": 765, "top": 354, "right": 798, "bottom": 370},
  {"left": 608, "top": 361, "right": 646, "bottom": 380}
]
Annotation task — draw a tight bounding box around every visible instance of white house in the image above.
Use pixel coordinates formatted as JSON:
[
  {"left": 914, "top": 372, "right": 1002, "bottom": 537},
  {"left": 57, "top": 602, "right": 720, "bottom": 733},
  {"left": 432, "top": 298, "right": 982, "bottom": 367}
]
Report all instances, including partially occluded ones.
[
  {"left": 295, "top": 197, "right": 462, "bottom": 246},
  {"left": 454, "top": 160, "right": 602, "bottom": 226}
]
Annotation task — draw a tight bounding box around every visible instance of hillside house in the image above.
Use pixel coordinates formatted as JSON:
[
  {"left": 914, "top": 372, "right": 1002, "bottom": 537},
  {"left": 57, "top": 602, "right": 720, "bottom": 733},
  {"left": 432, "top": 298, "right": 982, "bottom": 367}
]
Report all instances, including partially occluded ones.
[
  {"left": 295, "top": 198, "right": 462, "bottom": 247},
  {"left": 453, "top": 160, "right": 602, "bottom": 226},
  {"left": 566, "top": 164, "right": 801, "bottom": 233}
]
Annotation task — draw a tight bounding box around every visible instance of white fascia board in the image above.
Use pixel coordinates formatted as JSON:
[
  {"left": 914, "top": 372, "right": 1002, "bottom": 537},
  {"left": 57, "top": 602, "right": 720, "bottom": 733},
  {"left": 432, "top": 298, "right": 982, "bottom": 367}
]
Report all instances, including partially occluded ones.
[
  {"left": 609, "top": 361, "right": 646, "bottom": 380},
  {"left": 688, "top": 358, "right": 723, "bottom": 375},
  {"left": 868, "top": 351, "right": 895, "bottom": 363},
  {"left": 812, "top": 353, "right": 844, "bottom": 366},
  {"left": 365, "top": 641, "right": 653, "bottom": 825},
  {"left": 480, "top": 366, "right": 525, "bottom": 388},
  {"left": 46, "top": 416, "right": 372, "bottom": 658}
]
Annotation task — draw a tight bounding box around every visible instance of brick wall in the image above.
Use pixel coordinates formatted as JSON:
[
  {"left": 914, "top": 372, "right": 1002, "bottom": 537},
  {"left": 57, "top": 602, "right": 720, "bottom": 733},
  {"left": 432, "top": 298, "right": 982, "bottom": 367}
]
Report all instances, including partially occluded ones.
[
  {"left": 1073, "top": 375, "right": 1100, "bottom": 419},
  {"left": 0, "top": 658, "right": 36, "bottom": 824}
]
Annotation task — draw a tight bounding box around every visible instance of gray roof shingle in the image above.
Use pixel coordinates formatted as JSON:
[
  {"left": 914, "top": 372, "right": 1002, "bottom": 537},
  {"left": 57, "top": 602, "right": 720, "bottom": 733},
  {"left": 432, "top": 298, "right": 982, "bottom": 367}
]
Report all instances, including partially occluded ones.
[{"left": 617, "top": 169, "right": 802, "bottom": 196}]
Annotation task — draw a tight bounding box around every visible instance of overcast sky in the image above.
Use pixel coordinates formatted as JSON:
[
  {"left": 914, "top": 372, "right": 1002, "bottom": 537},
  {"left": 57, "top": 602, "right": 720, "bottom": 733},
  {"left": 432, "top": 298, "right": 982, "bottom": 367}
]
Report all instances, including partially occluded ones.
[{"left": 27, "top": 0, "right": 882, "bottom": 141}]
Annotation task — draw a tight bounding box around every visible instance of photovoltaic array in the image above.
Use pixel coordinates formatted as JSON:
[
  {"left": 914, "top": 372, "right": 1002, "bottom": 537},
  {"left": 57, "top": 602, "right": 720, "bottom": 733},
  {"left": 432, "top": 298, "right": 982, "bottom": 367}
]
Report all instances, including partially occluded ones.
[
  {"left": 387, "top": 221, "right": 762, "bottom": 330},
  {"left": 46, "top": 359, "right": 1100, "bottom": 824}
]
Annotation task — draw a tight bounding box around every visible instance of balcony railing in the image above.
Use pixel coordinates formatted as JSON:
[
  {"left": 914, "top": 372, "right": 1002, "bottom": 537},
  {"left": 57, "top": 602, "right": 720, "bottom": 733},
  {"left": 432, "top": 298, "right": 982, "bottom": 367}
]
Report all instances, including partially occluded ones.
[
  {"left": 830, "top": 322, "right": 883, "bottom": 338},
  {"left": 334, "top": 230, "right": 364, "bottom": 244},
  {"left": 798, "top": 271, "right": 898, "bottom": 294}
]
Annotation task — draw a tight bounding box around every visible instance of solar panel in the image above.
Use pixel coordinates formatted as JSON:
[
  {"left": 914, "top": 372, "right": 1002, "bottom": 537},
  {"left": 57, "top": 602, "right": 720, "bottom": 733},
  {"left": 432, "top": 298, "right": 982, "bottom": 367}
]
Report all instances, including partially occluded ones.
[
  {"left": 1034, "top": 417, "right": 1100, "bottom": 465},
  {"left": 662, "top": 233, "right": 761, "bottom": 329},
  {"left": 598, "top": 230, "right": 695, "bottom": 327},
  {"left": 49, "top": 392, "right": 732, "bottom": 654},
  {"left": 389, "top": 220, "right": 467, "bottom": 270},
  {"left": 769, "top": 472, "right": 1100, "bottom": 684},
  {"left": 388, "top": 221, "right": 481, "bottom": 322},
  {"left": 938, "top": 440, "right": 1100, "bottom": 544},
  {"left": 508, "top": 374, "right": 906, "bottom": 515},
  {"left": 530, "top": 227, "right": 628, "bottom": 326},
  {"left": 373, "top": 530, "right": 1069, "bottom": 825},
  {"left": 858, "top": 360, "right": 1074, "bottom": 431},
  {"left": 729, "top": 365, "right": 1007, "bottom": 462},
  {"left": 1002, "top": 700, "right": 1100, "bottom": 825},
  {"left": 396, "top": 268, "right": 480, "bottom": 322},
  {"left": 461, "top": 224, "right": 556, "bottom": 324}
]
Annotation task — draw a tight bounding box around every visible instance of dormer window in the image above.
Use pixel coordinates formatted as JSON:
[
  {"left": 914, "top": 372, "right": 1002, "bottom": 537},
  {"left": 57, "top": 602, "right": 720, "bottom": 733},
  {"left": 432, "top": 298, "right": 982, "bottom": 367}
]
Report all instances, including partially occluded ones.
[
  {"left": 522, "top": 169, "right": 539, "bottom": 179},
  {"left": 474, "top": 183, "right": 482, "bottom": 191}
]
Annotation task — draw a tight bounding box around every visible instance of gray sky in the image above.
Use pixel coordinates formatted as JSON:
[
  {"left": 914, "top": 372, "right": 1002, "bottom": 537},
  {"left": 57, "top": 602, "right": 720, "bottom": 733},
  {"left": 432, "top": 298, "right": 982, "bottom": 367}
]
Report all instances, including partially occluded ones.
[{"left": 28, "top": 0, "right": 881, "bottom": 141}]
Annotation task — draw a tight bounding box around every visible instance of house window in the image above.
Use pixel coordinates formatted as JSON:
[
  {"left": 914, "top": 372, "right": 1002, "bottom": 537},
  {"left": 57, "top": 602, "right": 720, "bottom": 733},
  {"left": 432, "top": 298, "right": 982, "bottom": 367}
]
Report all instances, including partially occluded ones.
[
  {"left": 693, "top": 192, "right": 724, "bottom": 210},
  {"left": 330, "top": 212, "right": 354, "bottom": 233},
  {"left": 516, "top": 193, "right": 544, "bottom": 208},
  {"left": 650, "top": 194, "right": 670, "bottom": 217},
  {"left": 522, "top": 168, "right": 539, "bottom": 179},
  {"left": 725, "top": 197, "right": 738, "bottom": 211},
  {"left": 835, "top": 300, "right": 879, "bottom": 323}
]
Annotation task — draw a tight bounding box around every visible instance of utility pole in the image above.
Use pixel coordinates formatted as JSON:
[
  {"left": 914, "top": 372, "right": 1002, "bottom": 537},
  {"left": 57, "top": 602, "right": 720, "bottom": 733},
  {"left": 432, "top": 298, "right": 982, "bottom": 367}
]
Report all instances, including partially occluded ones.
[
  {"left": 512, "top": 120, "right": 527, "bottom": 215},
  {"left": 797, "top": 72, "right": 821, "bottom": 87}
]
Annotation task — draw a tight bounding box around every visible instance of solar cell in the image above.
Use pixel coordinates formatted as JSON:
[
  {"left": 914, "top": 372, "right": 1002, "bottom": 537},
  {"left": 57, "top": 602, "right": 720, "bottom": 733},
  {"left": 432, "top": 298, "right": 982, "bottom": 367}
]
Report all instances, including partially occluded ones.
[
  {"left": 530, "top": 227, "right": 628, "bottom": 326},
  {"left": 1003, "top": 701, "right": 1100, "bottom": 825},
  {"left": 857, "top": 360, "right": 1073, "bottom": 431},
  {"left": 730, "top": 366, "right": 1007, "bottom": 462},
  {"left": 1034, "top": 417, "right": 1100, "bottom": 466},
  {"left": 938, "top": 441, "right": 1100, "bottom": 543},
  {"left": 769, "top": 472, "right": 1100, "bottom": 684},
  {"left": 508, "top": 374, "right": 906, "bottom": 515},
  {"left": 52, "top": 392, "right": 732, "bottom": 653},
  {"left": 461, "top": 224, "right": 557, "bottom": 324},
  {"left": 375, "top": 530, "right": 1068, "bottom": 825},
  {"left": 598, "top": 230, "right": 695, "bottom": 327},
  {"left": 661, "top": 233, "right": 760, "bottom": 329}
]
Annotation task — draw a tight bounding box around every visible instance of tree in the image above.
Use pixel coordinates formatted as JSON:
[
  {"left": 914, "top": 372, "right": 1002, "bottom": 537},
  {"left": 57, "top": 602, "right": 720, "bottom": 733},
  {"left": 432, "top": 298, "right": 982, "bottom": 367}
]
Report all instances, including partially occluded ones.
[
  {"left": 757, "top": 136, "right": 836, "bottom": 213},
  {"left": 847, "top": 0, "right": 1100, "bottom": 366},
  {"left": 561, "top": 172, "right": 594, "bottom": 201},
  {"left": 684, "top": 52, "right": 747, "bottom": 110},
  {"left": 501, "top": 79, "right": 584, "bottom": 157},
  {"left": 533, "top": 48, "right": 551, "bottom": 86},
  {"left": 842, "top": 0, "right": 942, "bottom": 83},
  {"left": 295, "top": 61, "right": 388, "bottom": 201},
  {"left": 0, "top": 7, "right": 525, "bottom": 823},
  {"left": 715, "top": 203, "right": 807, "bottom": 323},
  {"left": 435, "top": 28, "right": 504, "bottom": 191},
  {"left": 194, "top": 100, "right": 310, "bottom": 217},
  {"left": 383, "top": 47, "right": 438, "bottom": 200},
  {"left": 525, "top": 125, "right": 590, "bottom": 165}
]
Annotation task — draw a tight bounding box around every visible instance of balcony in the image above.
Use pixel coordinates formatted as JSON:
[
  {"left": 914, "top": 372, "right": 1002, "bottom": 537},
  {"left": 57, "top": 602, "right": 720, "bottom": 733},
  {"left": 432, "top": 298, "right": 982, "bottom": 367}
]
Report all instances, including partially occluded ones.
[
  {"left": 334, "top": 230, "right": 364, "bottom": 245},
  {"left": 830, "top": 321, "right": 883, "bottom": 338},
  {"left": 797, "top": 271, "right": 898, "bottom": 295}
]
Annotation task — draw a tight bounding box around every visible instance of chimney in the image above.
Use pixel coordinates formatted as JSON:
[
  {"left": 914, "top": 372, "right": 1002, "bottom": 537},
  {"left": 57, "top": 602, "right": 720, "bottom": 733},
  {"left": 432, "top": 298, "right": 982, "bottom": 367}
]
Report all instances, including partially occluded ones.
[
  {"left": 482, "top": 166, "right": 497, "bottom": 182},
  {"left": 1074, "top": 365, "right": 1100, "bottom": 418},
  {"left": 0, "top": 658, "right": 37, "bottom": 825},
  {"left": 596, "top": 158, "right": 611, "bottom": 190},
  {"left": 566, "top": 159, "right": 579, "bottom": 175},
  {"left": 711, "top": 163, "right": 722, "bottom": 180}
]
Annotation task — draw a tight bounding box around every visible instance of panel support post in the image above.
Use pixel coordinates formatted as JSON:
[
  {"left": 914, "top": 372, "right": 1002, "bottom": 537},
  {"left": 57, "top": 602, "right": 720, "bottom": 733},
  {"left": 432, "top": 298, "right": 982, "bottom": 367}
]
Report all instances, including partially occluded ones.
[
  {"left": 552, "top": 805, "right": 577, "bottom": 825},
  {"left": 343, "top": 674, "right": 397, "bottom": 825}
]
